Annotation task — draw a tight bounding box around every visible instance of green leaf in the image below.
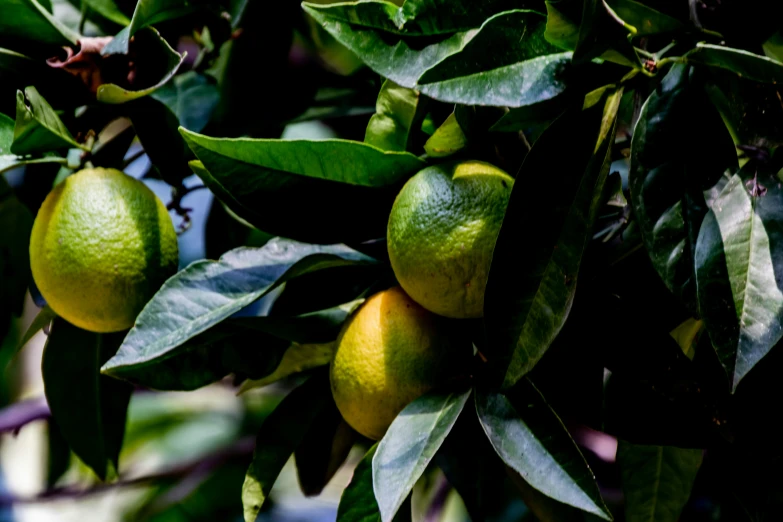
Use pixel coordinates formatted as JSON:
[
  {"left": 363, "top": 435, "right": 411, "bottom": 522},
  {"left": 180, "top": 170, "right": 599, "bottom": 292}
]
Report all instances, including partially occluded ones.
[
  {"left": 243, "top": 372, "right": 330, "bottom": 522},
  {"left": 16, "top": 306, "right": 56, "bottom": 353},
  {"left": 544, "top": 0, "right": 579, "bottom": 51},
  {"left": 606, "top": 0, "right": 683, "bottom": 36},
  {"left": 423, "top": 112, "right": 467, "bottom": 157},
  {"left": 415, "top": 11, "right": 571, "bottom": 107},
  {"left": 364, "top": 80, "right": 426, "bottom": 152},
  {"left": 12, "top": 87, "right": 87, "bottom": 155},
  {"left": 129, "top": 96, "right": 192, "bottom": 185},
  {"left": 102, "top": 239, "right": 374, "bottom": 379},
  {"left": 484, "top": 86, "right": 623, "bottom": 387},
  {"left": 572, "top": 0, "right": 638, "bottom": 66},
  {"left": 617, "top": 441, "right": 703, "bottom": 522},
  {"left": 373, "top": 386, "right": 470, "bottom": 522},
  {"left": 239, "top": 342, "right": 336, "bottom": 393},
  {"left": 475, "top": 384, "right": 610, "bottom": 520},
  {"left": 686, "top": 44, "right": 783, "bottom": 84},
  {"left": 181, "top": 129, "right": 425, "bottom": 243},
  {"left": 152, "top": 71, "right": 220, "bottom": 133},
  {"left": 302, "top": 1, "right": 475, "bottom": 88},
  {"left": 42, "top": 318, "right": 133, "bottom": 480},
  {"left": 102, "top": 0, "right": 200, "bottom": 54},
  {"left": 0, "top": 175, "right": 33, "bottom": 316},
  {"left": 97, "top": 29, "right": 184, "bottom": 103},
  {"left": 0, "top": 0, "right": 79, "bottom": 47},
  {"left": 0, "top": 47, "right": 39, "bottom": 77},
  {"left": 489, "top": 96, "right": 566, "bottom": 132},
  {"left": 630, "top": 64, "right": 737, "bottom": 311},
  {"left": 395, "top": 0, "right": 525, "bottom": 33},
  {"left": 337, "top": 444, "right": 381, "bottom": 522},
  {"left": 694, "top": 168, "right": 783, "bottom": 391},
  {"left": 83, "top": 0, "right": 130, "bottom": 26}
]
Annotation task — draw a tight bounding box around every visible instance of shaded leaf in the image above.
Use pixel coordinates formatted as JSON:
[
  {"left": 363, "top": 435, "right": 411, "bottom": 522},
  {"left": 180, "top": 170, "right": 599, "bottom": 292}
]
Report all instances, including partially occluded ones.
[
  {"left": 0, "top": 0, "right": 79, "bottom": 47},
  {"left": 606, "top": 0, "right": 683, "bottom": 36},
  {"left": 0, "top": 175, "right": 33, "bottom": 317},
  {"left": 617, "top": 441, "right": 703, "bottom": 522},
  {"left": 423, "top": 112, "right": 466, "bottom": 157},
  {"left": 83, "top": 0, "right": 130, "bottom": 26},
  {"left": 16, "top": 306, "right": 56, "bottom": 353},
  {"left": 475, "top": 384, "right": 610, "bottom": 519},
  {"left": 243, "top": 372, "right": 330, "bottom": 522},
  {"left": 181, "top": 130, "right": 425, "bottom": 243},
  {"left": 365, "top": 80, "right": 426, "bottom": 152},
  {"left": 152, "top": 71, "right": 220, "bottom": 133},
  {"left": 103, "top": 0, "right": 201, "bottom": 54},
  {"left": 629, "top": 64, "right": 737, "bottom": 310},
  {"left": 239, "top": 341, "right": 335, "bottom": 393},
  {"left": 484, "top": 86, "right": 623, "bottom": 387},
  {"left": 0, "top": 47, "right": 40, "bottom": 77},
  {"left": 98, "top": 29, "right": 184, "bottom": 103},
  {"left": 373, "top": 386, "right": 470, "bottom": 522},
  {"left": 12, "top": 86, "right": 87, "bottom": 155},
  {"left": 302, "top": 1, "right": 475, "bottom": 88},
  {"left": 102, "top": 239, "right": 373, "bottom": 380},
  {"left": 395, "top": 0, "right": 526, "bottom": 34},
  {"left": 686, "top": 44, "right": 783, "bottom": 84},
  {"left": 42, "top": 318, "right": 133, "bottom": 480},
  {"left": 572, "top": 0, "right": 638, "bottom": 66},
  {"left": 337, "top": 444, "right": 381, "bottom": 522},
  {"left": 695, "top": 168, "right": 783, "bottom": 391}
]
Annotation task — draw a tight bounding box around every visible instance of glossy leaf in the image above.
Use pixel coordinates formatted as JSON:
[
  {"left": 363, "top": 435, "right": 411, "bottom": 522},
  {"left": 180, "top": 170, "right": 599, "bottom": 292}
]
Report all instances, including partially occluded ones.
[
  {"left": 102, "top": 239, "right": 373, "bottom": 380},
  {"left": 373, "top": 386, "right": 471, "bottom": 522},
  {"left": 243, "top": 372, "right": 330, "bottom": 522},
  {"left": 12, "top": 87, "right": 87, "bottom": 155},
  {"left": 42, "top": 318, "right": 133, "bottom": 480},
  {"left": 630, "top": 64, "right": 737, "bottom": 310},
  {"left": 152, "top": 71, "right": 220, "bottom": 133},
  {"left": 686, "top": 44, "right": 783, "bottom": 84},
  {"left": 97, "top": 29, "right": 185, "bottom": 103},
  {"left": 0, "top": 0, "right": 79, "bottom": 47},
  {"left": 475, "top": 384, "right": 610, "bottom": 519},
  {"left": 423, "top": 112, "right": 466, "bottom": 157},
  {"left": 181, "top": 129, "right": 425, "bottom": 243},
  {"left": 617, "top": 441, "right": 703, "bottom": 522},
  {"left": 416, "top": 11, "right": 571, "bottom": 107},
  {"left": 695, "top": 169, "right": 783, "bottom": 391},
  {"left": 364, "top": 80, "right": 426, "bottom": 152},
  {"left": 302, "top": 1, "right": 475, "bottom": 88},
  {"left": 337, "top": 444, "right": 381, "bottom": 522},
  {"left": 484, "top": 86, "right": 623, "bottom": 387}
]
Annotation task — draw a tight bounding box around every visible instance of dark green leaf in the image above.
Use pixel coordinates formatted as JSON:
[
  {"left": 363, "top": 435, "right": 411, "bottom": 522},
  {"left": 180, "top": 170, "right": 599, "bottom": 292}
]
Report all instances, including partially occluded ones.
[
  {"left": 630, "top": 64, "right": 737, "bottom": 311},
  {"left": 42, "top": 318, "right": 133, "bottom": 480},
  {"left": 243, "top": 372, "right": 330, "bottom": 522},
  {"left": 544, "top": 0, "right": 579, "bottom": 51},
  {"left": 489, "top": 96, "right": 566, "bottom": 132},
  {"left": 475, "top": 384, "right": 610, "bottom": 519},
  {"left": 0, "top": 0, "right": 79, "bottom": 47},
  {"left": 686, "top": 44, "right": 783, "bottom": 84},
  {"left": 484, "top": 86, "right": 623, "bottom": 387},
  {"left": 606, "top": 0, "right": 683, "bottom": 36},
  {"left": 337, "top": 444, "right": 381, "bottom": 522},
  {"left": 152, "top": 71, "right": 220, "bottom": 133},
  {"left": 364, "top": 80, "right": 426, "bottom": 153},
  {"left": 16, "top": 306, "right": 56, "bottom": 353},
  {"left": 12, "top": 87, "right": 87, "bottom": 155},
  {"left": 128, "top": 96, "right": 192, "bottom": 185},
  {"left": 102, "top": 239, "right": 373, "bottom": 379},
  {"left": 103, "top": 0, "right": 200, "bottom": 54},
  {"left": 373, "top": 386, "right": 470, "bottom": 522},
  {"left": 45, "top": 419, "right": 71, "bottom": 488},
  {"left": 695, "top": 168, "right": 783, "bottom": 391},
  {"left": 0, "top": 47, "right": 40, "bottom": 77},
  {"left": 239, "top": 341, "right": 337, "bottom": 393},
  {"left": 0, "top": 175, "right": 33, "bottom": 316},
  {"left": 395, "top": 0, "right": 528, "bottom": 33},
  {"left": 83, "top": 0, "right": 130, "bottom": 26},
  {"left": 572, "top": 0, "right": 638, "bottom": 66},
  {"left": 98, "top": 29, "right": 184, "bottom": 103},
  {"left": 181, "top": 130, "right": 425, "bottom": 243},
  {"left": 617, "top": 441, "right": 703, "bottom": 522},
  {"left": 302, "top": 1, "right": 475, "bottom": 88},
  {"left": 423, "top": 112, "right": 467, "bottom": 157}
]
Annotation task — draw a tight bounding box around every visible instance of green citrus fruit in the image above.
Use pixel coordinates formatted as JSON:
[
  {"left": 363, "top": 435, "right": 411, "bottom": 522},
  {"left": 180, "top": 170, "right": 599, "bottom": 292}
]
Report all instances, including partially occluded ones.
[
  {"left": 29, "top": 168, "right": 178, "bottom": 333},
  {"left": 387, "top": 160, "right": 514, "bottom": 318},
  {"left": 329, "top": 286, "right": 470, "bottom": 440}
]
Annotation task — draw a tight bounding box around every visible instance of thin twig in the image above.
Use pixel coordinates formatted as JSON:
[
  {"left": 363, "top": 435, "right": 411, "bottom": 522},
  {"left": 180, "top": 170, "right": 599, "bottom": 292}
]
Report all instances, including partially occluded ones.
[
  {"left": 0, "top": 436, "right": 255, "bottom": 506},
  {"left": 0, "top": 397, "right": 50, "bottom": 435},
  {"left": 167, "top": 185, "right": 207, "bottom": 234}
]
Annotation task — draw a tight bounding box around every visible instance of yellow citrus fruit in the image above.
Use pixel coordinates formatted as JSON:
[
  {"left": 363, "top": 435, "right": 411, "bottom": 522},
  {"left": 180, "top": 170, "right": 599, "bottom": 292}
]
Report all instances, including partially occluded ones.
[
  {"left": 29, "top": 168, "right": 178, "bottom": 333},
  {"left": 387, "top": 160, "right": 514, "bottom": 318},
  {"left": 329, "top": 286, "right": 470, "bottom": 440}
]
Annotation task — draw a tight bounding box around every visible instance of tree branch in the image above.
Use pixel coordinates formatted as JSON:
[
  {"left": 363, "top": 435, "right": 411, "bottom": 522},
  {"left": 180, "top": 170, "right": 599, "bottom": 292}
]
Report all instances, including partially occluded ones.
[{"left": 0, "top": 397, "right": 50, "bottom": 435}]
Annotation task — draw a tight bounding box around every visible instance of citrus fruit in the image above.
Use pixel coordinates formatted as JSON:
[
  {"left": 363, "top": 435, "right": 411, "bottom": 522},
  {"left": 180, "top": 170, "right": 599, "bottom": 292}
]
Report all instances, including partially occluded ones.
[
  {"left": 387, "top": 160, "right": 514, "bottom": 318},
  {"left": 29, "top": 168, "right": 178, "bottom": 333},
  {"left": 329, "top": 286, "right": 470, "bottom": 440}
]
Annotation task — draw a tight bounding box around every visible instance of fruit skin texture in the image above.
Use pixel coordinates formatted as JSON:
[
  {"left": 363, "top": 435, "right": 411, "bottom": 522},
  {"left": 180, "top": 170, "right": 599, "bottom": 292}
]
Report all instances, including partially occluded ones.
[
  {"left": 387, "top": 160, "right": 514, "bottom": 319},
  {"left": 29, "top": 168, "right": 178, "bottom": 333},
  {"left": 329, "top": 286, "right": 469, "bottom": 440}
]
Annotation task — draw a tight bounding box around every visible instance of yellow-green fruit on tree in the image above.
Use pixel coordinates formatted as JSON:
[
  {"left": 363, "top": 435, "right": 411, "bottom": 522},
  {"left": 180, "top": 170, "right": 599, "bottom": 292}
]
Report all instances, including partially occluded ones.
[
  {"left": 329, "top": 286, "right": 470, "bottom": 440},
  {"left": 387, "top": 160, "right": 514, "bottom": 318},
  {"left": 29, "top": 168, "right": 179, "bottom": 333}
]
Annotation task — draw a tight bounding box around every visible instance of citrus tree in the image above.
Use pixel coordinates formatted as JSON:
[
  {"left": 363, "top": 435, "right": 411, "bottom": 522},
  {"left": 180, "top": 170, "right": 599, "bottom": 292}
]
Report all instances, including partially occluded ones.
[{"left": 3, "top": 0, "right": 783, "bottom": 520}]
